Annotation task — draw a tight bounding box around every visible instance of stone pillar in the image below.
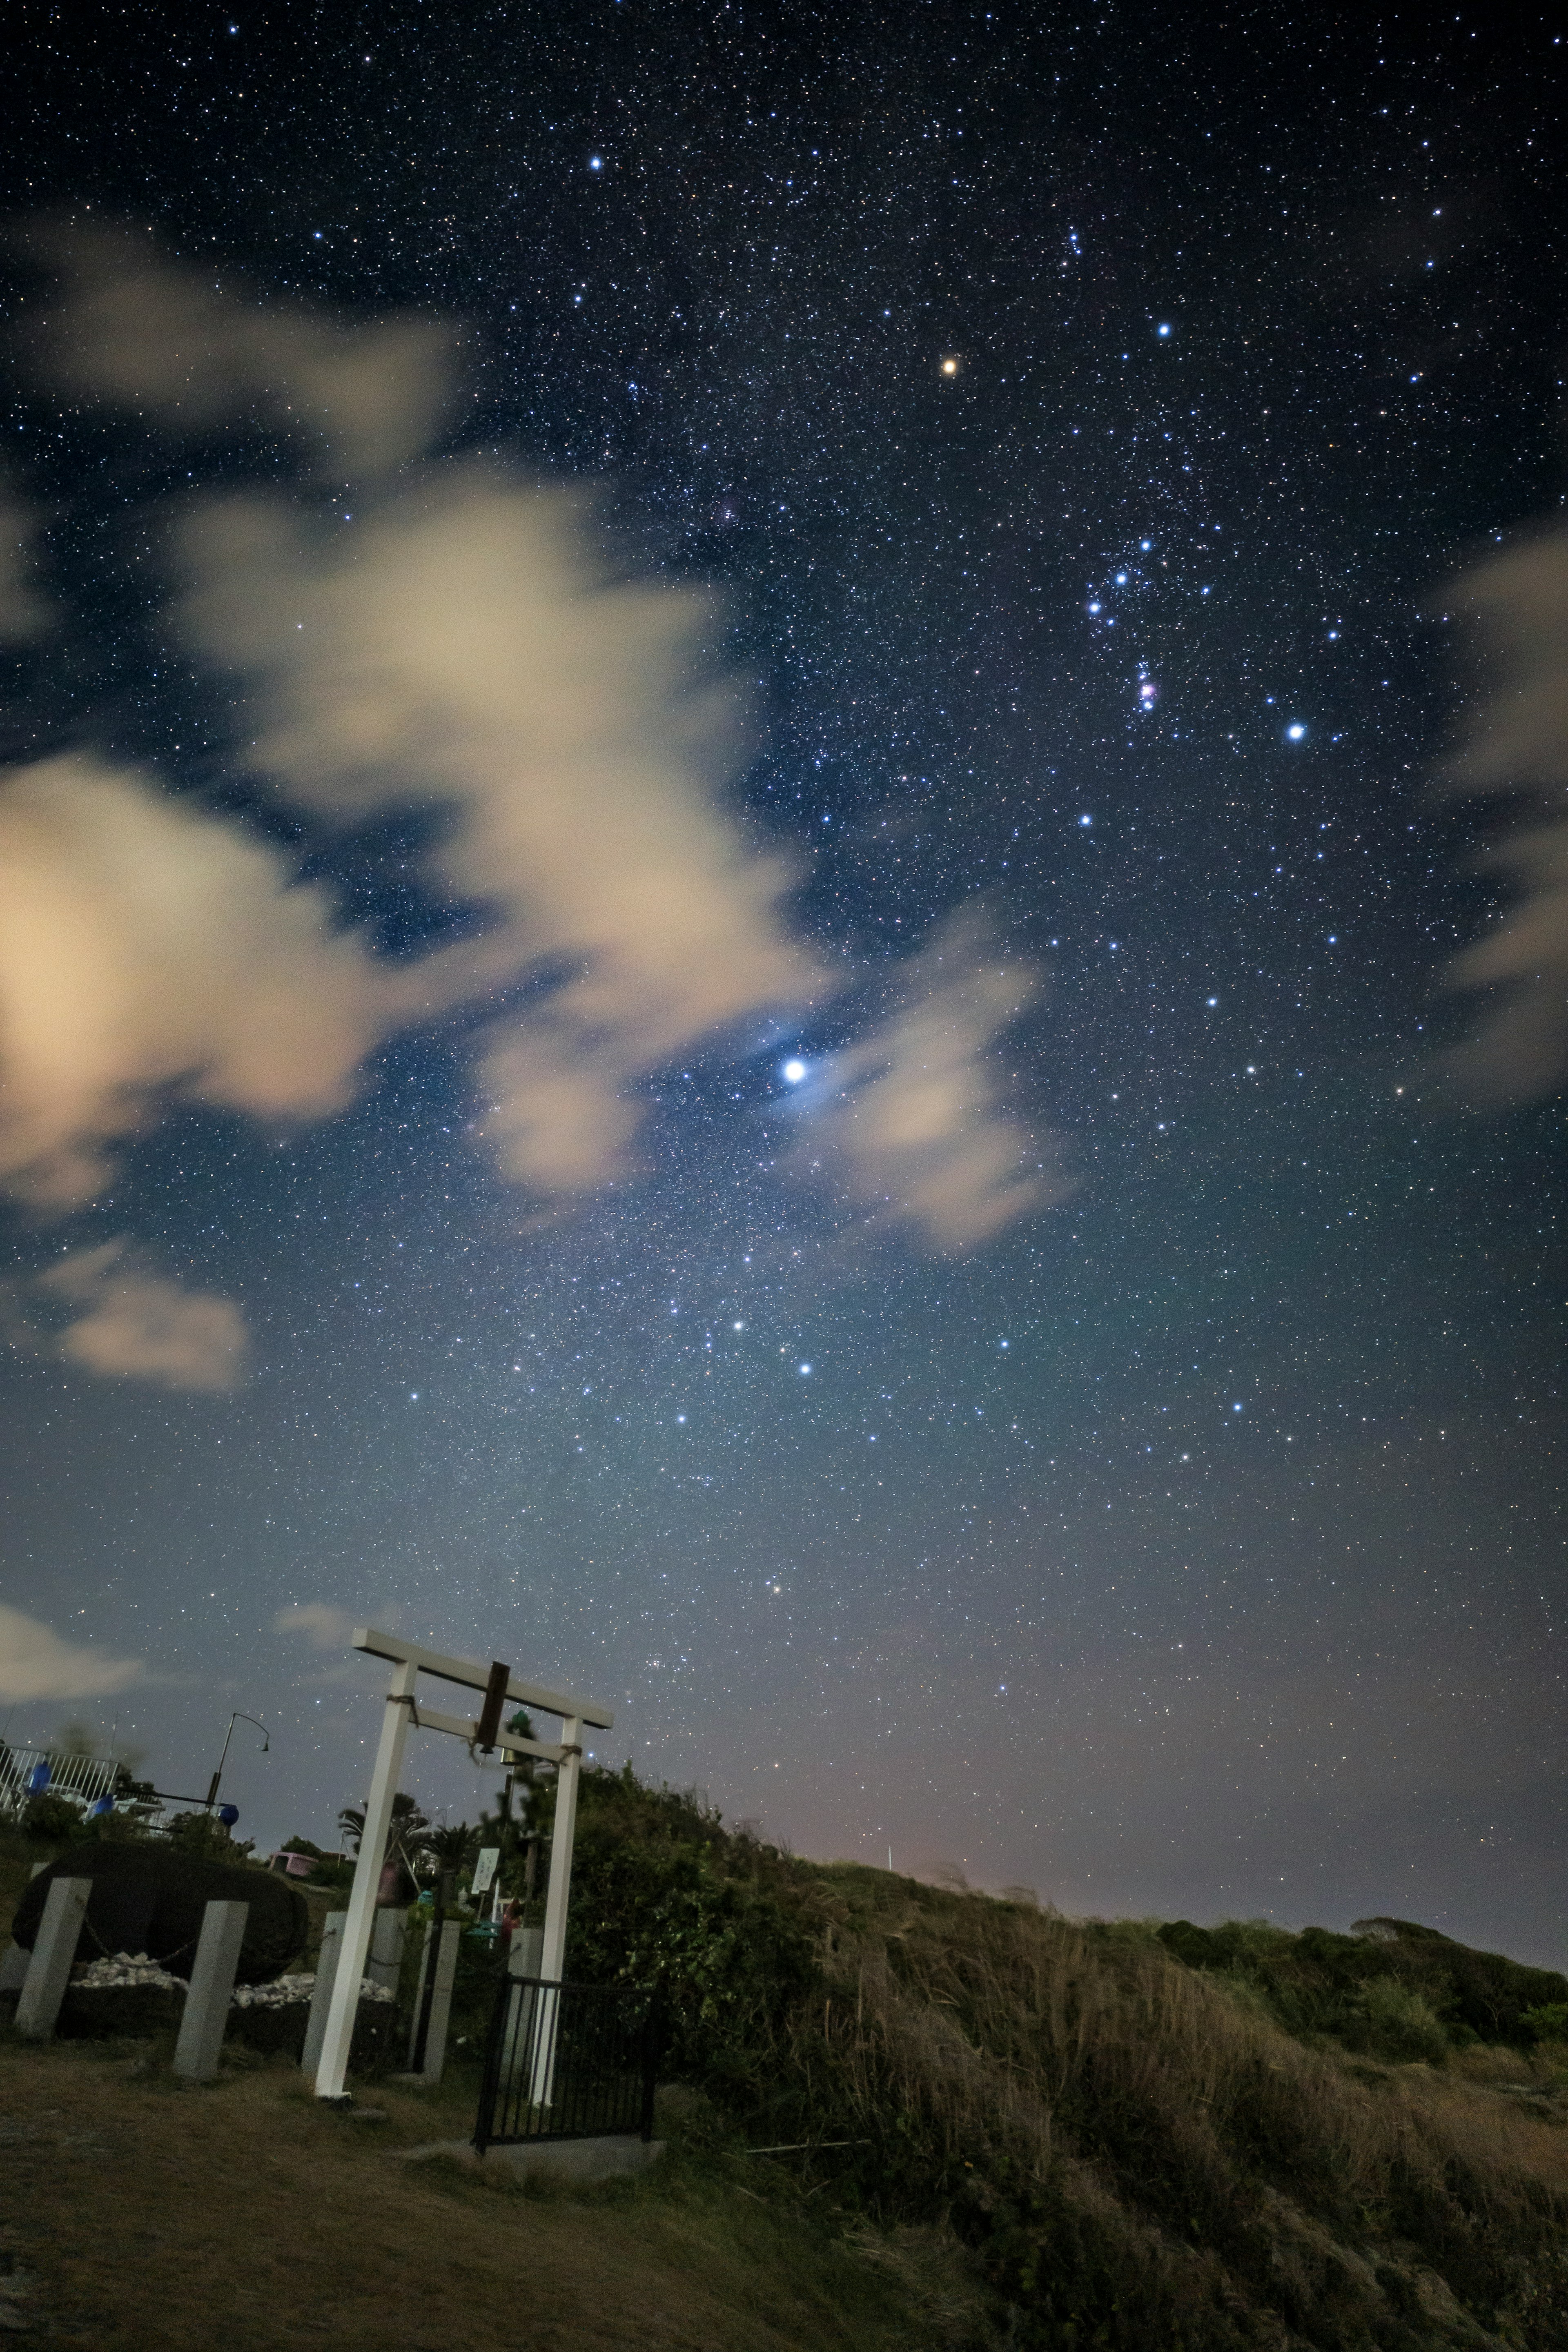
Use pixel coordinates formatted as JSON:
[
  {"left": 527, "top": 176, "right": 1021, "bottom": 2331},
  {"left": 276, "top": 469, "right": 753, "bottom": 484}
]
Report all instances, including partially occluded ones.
[
  {"left": 367, "top": 1909, "right": 405, "bottom": 1993},
  {"left": 419, "top": 1920, "right": 462, "bottom": 2085},
  {"left": 403, "top": 1916, "right": 434, "bottom": 2070},
  {"left": 507, "top": 1924, "right": 544, "bottom": 1980},
  {"left": 16, "top": 1878, "right": 91, "bottom": 2040},
  {"left": 302, "top": 1911, "right": 347, "bottom": 2076},
  {"left": 173, "top": 1901, "right": 249, "bottom": 2082}
]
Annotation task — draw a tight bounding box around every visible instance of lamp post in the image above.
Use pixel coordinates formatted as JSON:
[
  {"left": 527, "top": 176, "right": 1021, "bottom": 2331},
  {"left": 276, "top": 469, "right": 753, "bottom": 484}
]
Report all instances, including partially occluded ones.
[{"left": 205, "top": 1712, "right": 271, "bottom": 1811}]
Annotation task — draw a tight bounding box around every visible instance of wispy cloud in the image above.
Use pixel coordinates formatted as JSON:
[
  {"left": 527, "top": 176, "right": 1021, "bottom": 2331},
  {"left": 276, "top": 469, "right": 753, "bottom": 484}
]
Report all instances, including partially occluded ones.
[
  {"left": 177, "top": 469, "right": 822, "bottom": 1192},
  {"left": 0, "top": 754, "right": 393, "bottom": 1206},
  {"left": 811, "top": 914, "right": 1064, "bottom": 1249},
  {"left": 274, "top": 1602, "right": 358, "bottom": 1650},
  {"left": 0, "top": 1602, "right": 144, "bottom": 1703},
  {"left": 22, "top": 219, "right": 450, "bottom": 474},
  {"left": 1439, "top": 528, "right": 1568, "bottom": 1104},
  {"left": 41, "top": 1243, "right": 249, "bottom": 1390}
]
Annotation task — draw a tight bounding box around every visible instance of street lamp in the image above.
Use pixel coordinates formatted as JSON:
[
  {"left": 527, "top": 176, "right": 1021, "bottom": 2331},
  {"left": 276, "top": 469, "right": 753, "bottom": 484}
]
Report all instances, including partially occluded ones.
[{"left": 205, "top": 1712, "right": 271, "bottom": 1811}]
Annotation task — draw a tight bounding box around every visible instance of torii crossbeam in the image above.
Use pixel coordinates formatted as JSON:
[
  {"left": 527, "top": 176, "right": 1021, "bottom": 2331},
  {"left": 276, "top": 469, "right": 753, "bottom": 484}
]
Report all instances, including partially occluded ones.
[{"left": 312, "top": 1626, "right": 614, "bottom": 2102}]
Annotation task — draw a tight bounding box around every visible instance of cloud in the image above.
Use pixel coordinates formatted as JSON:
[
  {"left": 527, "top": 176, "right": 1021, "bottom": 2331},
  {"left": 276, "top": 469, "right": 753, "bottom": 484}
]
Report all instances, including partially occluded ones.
[
  {"left": 177, "top": 470, "right": 822, "bottom": 1191},
  {"left": 0, "top": 754, "right": 396, "bottom": 1204},
  {"left": 811, "top": 915, "right": 1062, "bottom": 1250},
  {"left": 41, "top": 1243, "right": 249, "bottom": 1390},
  {"left": 9, "top": 226, "right": 1048, "bottom": 1254},
  {"left": 22, "top": 221, "right": 450, "bottom": 474},
  {"left": 0, "top": 483, "right": 48, "bottom": 639},
  {"left": 274, "top": 1602, "right": 357, "bottom": 1650},
  {"left": 0, "top": 1602, "right": 144, "bottom": 1703},
  {"left": 1439, "top": 528, "right": 1568, "bottom": 1103}
]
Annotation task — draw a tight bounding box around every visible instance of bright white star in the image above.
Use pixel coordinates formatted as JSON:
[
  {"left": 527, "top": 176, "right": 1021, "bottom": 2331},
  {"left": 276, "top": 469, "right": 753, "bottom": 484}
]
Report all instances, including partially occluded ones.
[{"left": 782, "top": 1058, "right": 807, "bottom": 1083}]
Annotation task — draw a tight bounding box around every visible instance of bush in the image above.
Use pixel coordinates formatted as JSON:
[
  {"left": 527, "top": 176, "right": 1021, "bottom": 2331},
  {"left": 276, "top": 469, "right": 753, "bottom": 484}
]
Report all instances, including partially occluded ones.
[
  {"left": 1354, "top": 1976, "right": 1450, "bottom": 2064},
  {"left": 560, "top": 1765, "right": 817, "bottom": 2091},
  {"left": 20, "top": 1793, "right": 89, "bottom": 1844},
  {"left": 1156, "top": 1913, "right": 1568, "bottom": 2054}
]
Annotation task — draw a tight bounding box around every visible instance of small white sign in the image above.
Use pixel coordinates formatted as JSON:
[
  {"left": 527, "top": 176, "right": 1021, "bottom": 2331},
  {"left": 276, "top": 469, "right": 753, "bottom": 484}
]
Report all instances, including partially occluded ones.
[{"left": 471, "top": 1846, "right": 501, "bottom": 1895}]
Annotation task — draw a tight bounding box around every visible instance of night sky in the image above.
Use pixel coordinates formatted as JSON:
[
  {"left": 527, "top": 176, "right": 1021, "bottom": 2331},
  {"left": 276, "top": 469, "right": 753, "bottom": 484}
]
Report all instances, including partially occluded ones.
[{"left": 3, "top": 7, "right": 1565, "bottom": 1962}]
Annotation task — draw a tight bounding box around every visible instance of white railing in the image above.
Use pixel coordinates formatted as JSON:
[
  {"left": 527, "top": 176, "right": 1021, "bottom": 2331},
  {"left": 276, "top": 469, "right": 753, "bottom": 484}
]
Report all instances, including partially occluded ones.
[{"left": 0, "top": 1744, "right": 122, "bottom": 1818}]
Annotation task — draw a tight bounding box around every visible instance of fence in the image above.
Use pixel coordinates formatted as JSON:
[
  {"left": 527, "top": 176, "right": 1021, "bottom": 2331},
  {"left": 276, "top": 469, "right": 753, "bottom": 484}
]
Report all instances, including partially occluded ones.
[
  {"left": 0, "top": 1746, "right": 120, "bottom": 1820},
  {"left": 473, "top": 1976, "right": 659, "bottom": 2153}
]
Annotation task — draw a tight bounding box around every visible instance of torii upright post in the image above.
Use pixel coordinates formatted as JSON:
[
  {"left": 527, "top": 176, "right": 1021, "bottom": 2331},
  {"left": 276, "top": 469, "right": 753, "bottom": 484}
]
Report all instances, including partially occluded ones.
[
  {"left": 312, "top": 1628, "right": 612, "bottom": 2105},
  {"left": 531, "top": 1714, "right": 582, "bottom": 2109},
  {"left": 537, "top": 1717, "right": 581, "bottom": 1986},
  {"left": 313, "top": 1657, "right": 416, "bottom": 2102}
]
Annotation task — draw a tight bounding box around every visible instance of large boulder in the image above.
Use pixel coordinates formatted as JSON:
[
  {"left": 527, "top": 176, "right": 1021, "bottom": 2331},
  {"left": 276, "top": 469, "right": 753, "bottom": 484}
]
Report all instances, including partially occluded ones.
[{"left": 10, "top": 1844, "right": 307, "bottom": 1984}]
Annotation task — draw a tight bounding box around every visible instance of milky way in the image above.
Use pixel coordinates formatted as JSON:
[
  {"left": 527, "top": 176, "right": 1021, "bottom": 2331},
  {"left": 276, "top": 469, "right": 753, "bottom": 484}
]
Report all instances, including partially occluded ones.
[{"left": 2, "top": 7, "right": 1564, "bottom": 1961}]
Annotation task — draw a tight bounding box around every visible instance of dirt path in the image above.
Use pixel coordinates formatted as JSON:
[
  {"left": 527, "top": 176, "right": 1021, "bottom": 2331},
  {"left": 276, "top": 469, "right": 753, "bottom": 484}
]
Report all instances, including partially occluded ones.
[{"left": 0, "top": 2040, "right": 908, "bottom": 2351}]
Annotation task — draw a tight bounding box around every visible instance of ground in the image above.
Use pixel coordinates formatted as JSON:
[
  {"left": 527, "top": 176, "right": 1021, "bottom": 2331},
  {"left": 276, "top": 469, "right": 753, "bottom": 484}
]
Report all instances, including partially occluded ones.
[{"left": 0, "top": 2036, "right": 936, "bottom": 2352}]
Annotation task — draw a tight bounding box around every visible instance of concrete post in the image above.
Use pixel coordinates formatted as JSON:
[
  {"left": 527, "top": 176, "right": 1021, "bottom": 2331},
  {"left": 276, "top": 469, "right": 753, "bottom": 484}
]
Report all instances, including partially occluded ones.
[
  {"left": 302, "top": 1911, "right": 347, "bottom": 2076},
  {"left": 367, "top": 1909, "right": 405, "bottom": 1993},
  {"left": 507, "top": 1924, "right": 544, "bottom": 1980},
  {"left": 403, "top": 1916, "right": 434, "bottom": 2070},
  {"left": 173, "top": 1901, "right": 249, "bottom": 2082},
  {"left": 16, "top": 1878, "right": 91, "bottom": 2040},
  {"left": 0, "top": 1943, "right": 30, "bottom": 1994},
  {"left": 419, "top": 1919, "right": 462, "bottom": 2085}
]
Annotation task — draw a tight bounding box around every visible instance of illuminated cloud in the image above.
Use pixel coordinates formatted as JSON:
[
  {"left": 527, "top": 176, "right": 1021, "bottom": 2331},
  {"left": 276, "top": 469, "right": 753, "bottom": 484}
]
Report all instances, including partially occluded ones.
[
  {"left": 0, "top": 1601, "right": 144, "bottom": 1703},
  {"left": 274, "top": 1602, "right": 358, "bottom": 1650},
  {"left": 42, "top": 1244, "right": 249, "bottom": 1390},
  {"left": 177, "top": 470, "right": 820, "bottom": 1191},
  {"left": 813, "top": 915, "right": 1059, "bottom": 1250},
  {"left": 1440, "top": 528, "right": 1568, "bottom": 1103},
  {"left": 22, "top": 220, "right": 450, "bottom": 474},
  {"left": 11, "top": 225, "right": 1047, "bottom": 1255},
  {"left": 0, "top": 755, "right": 394, "bottom": 1205}
]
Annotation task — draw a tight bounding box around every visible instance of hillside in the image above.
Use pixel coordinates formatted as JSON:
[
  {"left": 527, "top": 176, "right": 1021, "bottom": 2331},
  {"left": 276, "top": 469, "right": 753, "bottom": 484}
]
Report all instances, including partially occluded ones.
[
  {"left": 5, "top": 1782, "right": 1568, "bottom": 2348},
  {"left": 559, "top": 1767, "right": 1568, "bottom": 2349}
]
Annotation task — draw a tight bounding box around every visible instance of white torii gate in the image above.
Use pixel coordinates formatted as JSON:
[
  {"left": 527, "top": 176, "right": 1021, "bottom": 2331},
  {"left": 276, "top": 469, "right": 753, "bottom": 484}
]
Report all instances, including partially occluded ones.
[{"left": 312, "top": 1626, "right": 614, "bottom": 2103}]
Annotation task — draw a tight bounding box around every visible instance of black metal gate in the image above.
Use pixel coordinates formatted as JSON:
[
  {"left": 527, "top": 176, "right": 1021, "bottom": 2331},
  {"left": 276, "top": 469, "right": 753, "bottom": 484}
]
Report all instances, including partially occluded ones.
[{"left": 473, "top": 1975, "right": 659, "bottom": 2153}]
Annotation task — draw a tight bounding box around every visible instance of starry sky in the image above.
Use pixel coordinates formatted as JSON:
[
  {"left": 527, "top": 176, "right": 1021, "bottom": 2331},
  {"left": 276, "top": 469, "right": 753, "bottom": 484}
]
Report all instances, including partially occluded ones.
[{"left": 2, "top": 5, "right": 1565, "bottom": 1961}]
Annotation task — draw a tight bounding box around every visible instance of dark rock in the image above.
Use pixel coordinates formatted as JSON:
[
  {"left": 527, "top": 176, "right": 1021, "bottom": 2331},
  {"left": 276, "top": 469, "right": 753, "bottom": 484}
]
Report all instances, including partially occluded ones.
[{"left": 10, "top": 1846, "right": 307, "bottom": 1984}]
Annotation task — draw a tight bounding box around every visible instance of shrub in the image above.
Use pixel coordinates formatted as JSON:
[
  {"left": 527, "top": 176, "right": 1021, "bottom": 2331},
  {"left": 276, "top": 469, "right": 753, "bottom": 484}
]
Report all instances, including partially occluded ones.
[{"left": 1354, "top": 1976, "right": 1450, "bottom": 2065}]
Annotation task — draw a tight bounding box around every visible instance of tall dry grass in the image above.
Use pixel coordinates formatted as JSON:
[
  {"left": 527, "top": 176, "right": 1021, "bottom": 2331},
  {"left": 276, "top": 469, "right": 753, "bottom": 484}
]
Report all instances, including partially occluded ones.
[{"left": 774, "top": 1873, "right": 1568, "bottom": 2348}]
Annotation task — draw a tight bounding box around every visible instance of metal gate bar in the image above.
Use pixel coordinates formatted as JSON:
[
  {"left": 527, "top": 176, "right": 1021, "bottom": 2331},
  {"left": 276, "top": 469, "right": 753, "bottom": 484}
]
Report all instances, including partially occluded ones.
[{"left": 474, "top": 1975, "right": 659, "bottom": 2152}]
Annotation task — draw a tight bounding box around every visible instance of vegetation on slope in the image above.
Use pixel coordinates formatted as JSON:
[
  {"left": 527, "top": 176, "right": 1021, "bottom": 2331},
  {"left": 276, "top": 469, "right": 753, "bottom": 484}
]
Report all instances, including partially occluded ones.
[{"left": 559, "top": 1765, "right": 1568, "bottom": 2350}]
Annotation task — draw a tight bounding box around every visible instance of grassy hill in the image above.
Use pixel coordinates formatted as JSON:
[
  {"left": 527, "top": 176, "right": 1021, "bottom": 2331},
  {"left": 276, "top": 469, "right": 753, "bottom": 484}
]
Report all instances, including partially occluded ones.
[
  {"left": 6, "top": 1780, "right": 1568, "bottom": 2348},
  {"left": 559, "top": 1767, "right": 1568, "bottom": 2349}
]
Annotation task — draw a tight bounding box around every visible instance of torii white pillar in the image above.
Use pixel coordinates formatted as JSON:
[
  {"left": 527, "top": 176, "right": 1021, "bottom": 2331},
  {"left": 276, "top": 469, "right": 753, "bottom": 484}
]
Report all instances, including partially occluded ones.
[{"left": 312, "top": 1628, "right": 612, "bottom": 2103}]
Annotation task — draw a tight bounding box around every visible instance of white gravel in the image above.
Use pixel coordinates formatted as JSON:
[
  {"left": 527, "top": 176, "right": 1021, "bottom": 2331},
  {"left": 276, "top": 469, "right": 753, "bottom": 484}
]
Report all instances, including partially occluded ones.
[{"left": 69, "top": 1953, "right": 395, "bottom": 2005}]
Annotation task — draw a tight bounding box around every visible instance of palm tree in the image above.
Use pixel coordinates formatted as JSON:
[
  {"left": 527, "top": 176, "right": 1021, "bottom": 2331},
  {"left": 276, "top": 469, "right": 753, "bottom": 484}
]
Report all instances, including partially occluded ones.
[
  {"left": 423, "top": 1819, "right": 479, "bottom": 1873},
  {"left": 336, "top": 1791, "right": 431, "bottom": 1862}
]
